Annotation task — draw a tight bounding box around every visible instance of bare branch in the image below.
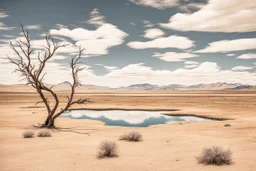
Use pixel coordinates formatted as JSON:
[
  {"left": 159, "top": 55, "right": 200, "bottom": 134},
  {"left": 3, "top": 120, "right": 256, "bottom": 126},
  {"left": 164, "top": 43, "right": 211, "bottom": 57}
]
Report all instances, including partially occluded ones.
[{"left": 8, "top": 24, "right": 88, "bottom": 128}]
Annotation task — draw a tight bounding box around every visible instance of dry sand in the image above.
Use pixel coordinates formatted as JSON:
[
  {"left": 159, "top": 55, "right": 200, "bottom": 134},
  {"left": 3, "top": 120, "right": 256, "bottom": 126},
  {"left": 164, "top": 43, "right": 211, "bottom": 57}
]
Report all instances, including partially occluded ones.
[{"left": 1, "top": 91, "right": 256, "bottom": 171}]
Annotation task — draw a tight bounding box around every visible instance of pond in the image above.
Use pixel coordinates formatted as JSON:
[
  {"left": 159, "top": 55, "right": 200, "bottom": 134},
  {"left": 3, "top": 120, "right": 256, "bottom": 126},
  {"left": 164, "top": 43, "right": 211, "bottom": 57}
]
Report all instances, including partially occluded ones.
[{"left": 62, "top": 110, "right": 214, "bottom": 127}]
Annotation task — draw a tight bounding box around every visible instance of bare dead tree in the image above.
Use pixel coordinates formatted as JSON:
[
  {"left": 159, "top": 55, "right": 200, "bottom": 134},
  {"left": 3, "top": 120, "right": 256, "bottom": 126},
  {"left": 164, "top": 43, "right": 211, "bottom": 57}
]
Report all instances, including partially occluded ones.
[{"left": 8, "top": 24, "right": 89, "bottom": 128}]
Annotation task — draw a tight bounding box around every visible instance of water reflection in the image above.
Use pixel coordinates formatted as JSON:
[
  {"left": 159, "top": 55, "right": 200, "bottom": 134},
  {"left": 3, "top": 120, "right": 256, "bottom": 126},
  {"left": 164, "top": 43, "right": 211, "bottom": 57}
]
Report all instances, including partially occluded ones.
[{"left": 62, "top": 110, "right": 213, "bottom": 127}]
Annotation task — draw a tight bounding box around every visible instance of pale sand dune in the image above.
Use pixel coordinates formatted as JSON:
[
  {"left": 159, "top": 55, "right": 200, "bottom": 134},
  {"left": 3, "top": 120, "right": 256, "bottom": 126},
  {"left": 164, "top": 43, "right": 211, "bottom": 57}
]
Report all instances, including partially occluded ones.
[{"left": 0, "top": 91, "right": 256, "bottom": 171}]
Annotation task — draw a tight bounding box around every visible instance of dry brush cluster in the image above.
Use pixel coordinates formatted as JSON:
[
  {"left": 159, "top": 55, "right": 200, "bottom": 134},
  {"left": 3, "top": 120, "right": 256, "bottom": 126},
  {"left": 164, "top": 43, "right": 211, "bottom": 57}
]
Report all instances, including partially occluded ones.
[
  {"left": 196, "top": 146, "right": 232, "bottom": 165},
  {"left": 22, "top": 131, "right": 35, "bottom": 138},
  {"left": 37, "top": 130, "right": 52, "bottom": 137},
  {"left": 97, "top": 140, "right": 118, "bottom": 158},
  {"left": 22, "top": 130, "right": 52, "bottom": 138},
  {"left": 119, "top": 131, "right": 142, "bottom": 141},
  {"left": 22, "top": 129, "right": 234, "bottom": 166}
]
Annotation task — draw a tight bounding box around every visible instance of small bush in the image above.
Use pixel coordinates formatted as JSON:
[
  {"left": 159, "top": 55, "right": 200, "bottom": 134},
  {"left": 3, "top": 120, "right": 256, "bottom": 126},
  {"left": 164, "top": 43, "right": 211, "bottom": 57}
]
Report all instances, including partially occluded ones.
[
  {"left": 22, "top": 131, "right": 35, "bottom": 138},
  {"left": 97, "top": 140, "right": 118, "bottom": 158},
  {"left": 197, "top": 146, "right": 232, "bottom": 165},
  {"left": 119, "top": 131, "right": 142, "bottom": 141},
  {"left": 224, "top": 124, "right": 231, "bottom": 127},
  {"left": 37, "top": 130, "right": 52, "bottom": 137}
]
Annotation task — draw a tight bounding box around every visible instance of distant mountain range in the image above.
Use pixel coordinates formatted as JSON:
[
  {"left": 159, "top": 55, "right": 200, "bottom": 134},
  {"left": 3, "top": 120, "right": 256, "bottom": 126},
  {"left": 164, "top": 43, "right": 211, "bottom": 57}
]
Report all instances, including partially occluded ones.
[
  {"left": 115, "top": 82, "right": 255, "bottom": 91},
  {"left": 1, "top": 82, "right": 255, "bottom": 92}
]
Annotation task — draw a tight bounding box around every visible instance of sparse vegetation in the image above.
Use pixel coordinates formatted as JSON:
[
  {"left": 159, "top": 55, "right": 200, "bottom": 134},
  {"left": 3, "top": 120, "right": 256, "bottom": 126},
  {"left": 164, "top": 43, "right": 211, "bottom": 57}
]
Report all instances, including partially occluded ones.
[
  {"left": 37, "top": 130, "right": 52, "bottom": 137},
  {"left": 119, "top": 131, "right": 142, "bottom": 141},
  {"left": 22, "top": 131, "right": 35, "bottom": 138},
  {"left": 224, "top": 124, "right": 231, "bottom": 127},
  {"left": 197, "top": 146, "right": 232, "bottom": 165},
  {"left": 97, "top": 140, "right": 118, "bottom": 158}
]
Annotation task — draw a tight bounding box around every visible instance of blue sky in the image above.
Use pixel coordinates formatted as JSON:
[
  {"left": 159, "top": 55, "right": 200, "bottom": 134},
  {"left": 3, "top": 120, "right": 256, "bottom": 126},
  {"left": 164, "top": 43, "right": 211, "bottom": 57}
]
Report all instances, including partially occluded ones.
[{"left": 0, "top": 0, "right": 255, "bottom": 87}]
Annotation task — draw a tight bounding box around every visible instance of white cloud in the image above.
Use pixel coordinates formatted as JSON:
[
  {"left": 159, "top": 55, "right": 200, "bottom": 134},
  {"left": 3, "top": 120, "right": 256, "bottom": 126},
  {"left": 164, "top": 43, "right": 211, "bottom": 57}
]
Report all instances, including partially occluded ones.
[
  {"left": 179, "top": 2, "right": 206, "bottom": 12},
  {"left": 129, "top": 0, "right": 178, "bottom": 9},
  {"left": 232, "top": 66, "right": 253, "bottom": 71},
  {"left": 49, "top": 10, "right": 128, "bottom": 56},
  {"left": 25, "top": 25, "right": 41, "bottom": 30},
  {"left": 184, "top": 61, "right": 199, "bottom": 68},
  {"left": 185, "top": 64, "right": 199, "bottom": 68},
  {"left": 55, "top": 24, "right": 67, "bottom": 29},
  {"left": 2, "top": 61, "right": 256, "bottom": 87},
  {"left": 82, "top": 62, "right": 255, "bottom": 87},
  {"left": 195, "top": 38, "right": 256, "bottom": 53},
  {"left": 153, "top": 52, "right": 198, "bottom": 62},
  {"left": 227, "top": 54, "right": 235, "bottom": 57},
  {"left": 184, "top": 61, "right": 199, "bottom": 65},
  {"left": 0, "top": 10, "right": 15, "bottom": 30},
  {"left": 86, "top": 8, "right": 106, "bottom": 27},
  {"left": 127, "top": 35, "right": 194, "bottom": 50},
  {"left": 143, "top": 20, "right": 154, "bottom": 28},
  {"left": 237, "top": 53, "right": 256, "bottom": 59},
  {"left": 144, "top": 28, "right": 165, "bottom": 39},
  {"left": 2, "top": 34, "right": 14, "bottom": 38},
  {"left": 160, "top": 0, "right": 256, "bottom": 32},
  {"left": 95, "top": 64, "right": 118, "bottom": 70},
  {"left": 0, "top": 10, "right": 8, "bottom": 18}
]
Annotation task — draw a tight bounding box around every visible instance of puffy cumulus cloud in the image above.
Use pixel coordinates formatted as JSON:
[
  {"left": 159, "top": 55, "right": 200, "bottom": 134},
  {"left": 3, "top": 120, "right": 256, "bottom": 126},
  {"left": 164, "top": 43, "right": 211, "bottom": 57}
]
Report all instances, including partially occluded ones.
[
  {"left": 127, "top": 35, "right": 194, "bottom": 50},
  {"left": 129, "top": 0, "right": 178, "bottom": 9},
  {"left": 153, "top": 52, "right": 198, "bottom": 62},
  {"left": 79, "top": 62, "right": 255, "bottom": 87},
  {"left": 160, "top": 0, "right": 256, "bottom": 32},
  {"left": 144, "top": 28, "right": 165, "bottom": 39},
  {"left": 0, "top": 36, "right": 68, "bottom": 59},
  {"left": 2, "top": 61, "right": 256, "bottom": 87},
  {"left": 86, "top": 8, "right": 106, "bottom": 27},
  {"left": 195, "top": 38, "right": 256, "bottom": 53},
  {"left": 0, "top": 56, "right": 93, "bottom": 85},
  {"left": 232, "top": 66, "right": 253, "bottom": 71},
  {"left": 50, "top": 9, "right": 128, "bottom": 56},
  {"left": 237, "top": 53, "right": 256, "bottom": 59}
]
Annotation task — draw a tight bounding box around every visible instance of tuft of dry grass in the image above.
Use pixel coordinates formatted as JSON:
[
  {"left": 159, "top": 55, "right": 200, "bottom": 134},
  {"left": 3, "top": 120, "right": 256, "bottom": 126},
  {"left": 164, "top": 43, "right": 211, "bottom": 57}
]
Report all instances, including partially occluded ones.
[
  {"left": 197, "top": 146, "right": 232, "bottom": 165},
  {"left": 22, "top": 131, "right": 35, "bottom": 138},
  {"left": 37, "top": 130, "right": 52, "bottom": 137},
  {"left": 97, "top": 140, "right": 118, "bottom": 158},
  {"left": 119, "top": 131, "right": 142, "bottom": 141}
]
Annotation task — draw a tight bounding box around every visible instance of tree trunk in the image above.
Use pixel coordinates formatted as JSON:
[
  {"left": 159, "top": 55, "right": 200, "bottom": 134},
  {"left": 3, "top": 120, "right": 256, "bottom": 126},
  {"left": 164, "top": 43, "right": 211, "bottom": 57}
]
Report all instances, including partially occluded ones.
[
  {"left": 46, "top": 118, "right": 55, "bottom": 128},
  {"left": 42, "top": 116, "right": 55, "bottom": 128},
  {"left": 44, "top": 118, "right": 50, "bottom": 126}
]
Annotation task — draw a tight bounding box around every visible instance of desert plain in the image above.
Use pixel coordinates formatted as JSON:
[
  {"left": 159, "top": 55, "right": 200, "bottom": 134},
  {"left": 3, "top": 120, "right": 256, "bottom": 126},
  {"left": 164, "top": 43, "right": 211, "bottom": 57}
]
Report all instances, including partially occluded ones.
[{"left": 1, "top": 89, "right": 256, "bottom": 171}]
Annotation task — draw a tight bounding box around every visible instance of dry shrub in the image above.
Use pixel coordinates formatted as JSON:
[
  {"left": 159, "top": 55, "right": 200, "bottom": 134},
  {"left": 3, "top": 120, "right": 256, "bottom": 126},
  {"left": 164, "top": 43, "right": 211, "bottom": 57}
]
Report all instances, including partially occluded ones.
[
  {"left": 37, "top": 130, "right": 52, "bottom": 137},
  {"left": 119, "top": 131, "right": 142, "bottom": 141},
  {"left": 22, "top": 131, "right": 35, "bottom": 138},
  {"left": 197, "top": 146, "right": 232, "bottom": 165},
  {"left": 224, "top": 124, "right": 231, "bottom": 127},
  {"left": 97, "top": 140, "right": 118, "bottom": 158}
]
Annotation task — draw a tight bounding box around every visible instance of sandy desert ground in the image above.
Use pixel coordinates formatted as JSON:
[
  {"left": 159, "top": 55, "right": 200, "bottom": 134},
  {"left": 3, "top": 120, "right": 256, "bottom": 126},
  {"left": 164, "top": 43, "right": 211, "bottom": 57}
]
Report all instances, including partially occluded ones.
[{"left": 1, "top": 90, "right": 256, "bottom": 171}]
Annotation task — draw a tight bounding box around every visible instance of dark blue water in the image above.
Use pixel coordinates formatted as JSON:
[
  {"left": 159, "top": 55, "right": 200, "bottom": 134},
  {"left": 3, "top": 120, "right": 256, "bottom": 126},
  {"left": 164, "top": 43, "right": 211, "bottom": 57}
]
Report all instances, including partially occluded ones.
[{"left": 62, "top": 110, "right": 213, "bottom": 127}]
